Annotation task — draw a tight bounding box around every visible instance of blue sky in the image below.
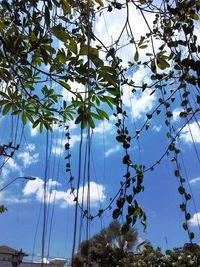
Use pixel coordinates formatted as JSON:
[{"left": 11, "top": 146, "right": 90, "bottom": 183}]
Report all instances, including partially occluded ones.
[
  {"left": 0, "top": 87, "right": 199, "bottom": 260},
  {"left": 0, "top": 0, "right": 200, "bottom": 263}
]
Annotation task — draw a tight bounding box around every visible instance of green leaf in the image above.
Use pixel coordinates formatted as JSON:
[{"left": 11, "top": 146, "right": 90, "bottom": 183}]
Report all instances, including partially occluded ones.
[
  {"left": 59, "top": 80, "right": 71, "bottom": 90},
  {"left": 95, "top": 0, "right": 104, "bottom": 6},
  {"left": 128, "top": 205, "right": 135, "bottom": 216},
  {"left": 123, "top": 154, "right": 130, "bottom": 164},
  {"left": 22, "top": 112, "right": 27, "bottom": 125},
  {"left": 134, "top": 50, "right": 139, "bottom": 62},
  {"left": 52, "top": 26, "right": 69, "bottom": 42},
  {"left": 68, "top": 37, "right": 77, "bottom": 54},
  {"left": 79, "top": 45, "right": 88, "bottom": 55},
  {"left": 30, "top": 32, "right": 37, "bottom": 42},
  {"left": 39, "top": 122, "right": 44, "bottom": 133},
  {"left": 40, "top": 47, "right": 50, "bottom": 65},
  {"left": 80, "top": 46, "right": 98, "bottom": 57},
  {"left": 88, "top": 116, "right": 95, "bottom": 128},
  {"left": 81, "top": 118, "right": 87, "bottom": 129},
  {"left": 0, "top": 68, "right": 12, "bottom": 82},
  {"left": 0, "top": 91, "right": 10, "bottom": 99},
  {"left": 179, "top": 111, "right": 188, "bottom": 118},
  {"left": 178, "top": 186, "right": 185, "bottom": 195},
  {"left": 44, "top": 121, "right": 53, "bottom": 131},
  {"left": 2, "top": 103, "right": 11, "bottom": 115},
  {"left": 174, "top": 170, "right": 180, "bottom": 177},
  {"left": 157, "top": 57, "right": 170, "bottom": 70},
  {"left": 32, "top": 120, "right": 40, "bottom": 129},
  {"left": 75, "top": 114, "right": 83, "bottom": 125},
  {"left": 96, "top": 108, "right": 109, "bottom": 120},
  {"left": 113, "top": 209, "right": 121, "bottom": 219},
  {"left": 61, "top": 0, "right": 71, "bottom": 15},
  {"left": 192, "top": 13, "right": 199, "bottom": 20},
  {"left": 185, "top": 213, "right": 191, "bottom": 220},
  {"left": 91, "top": 112, "right": 101, "bottom": 120},
  {"left": 185, "top": 193, "right": 191, "bottom": 201},
  {"left": 26, "top": 112, "right": 34, "bottom": 124},
  {"left": 190, "top": 232, "right": 195, "bottom": 240},
  {"left": 45, "top": 5, "right": 50, "bottom": 27},
  {"left": 121, "top": 223, "right": 130, "bottom": 234},
  {"left": 0, "top": 205, "right": 7, "bottom": 213},
  {"left": 117, "top": 197, "right": 125, "bottom": 208},
  {"left": 139, "top": 44, "right": 148, "bottom": 49},
  {"left": 116, "top": 135, "right": 126, "bottom": 143},
  {"left": 182, "top": 222, "right": 188, "bottom": 230},
  {"left": 146, "top": 113, "right": 152, "bottom": 119},
  {"left": 126, "top": 194, "right": 133, "bottom": 204}
]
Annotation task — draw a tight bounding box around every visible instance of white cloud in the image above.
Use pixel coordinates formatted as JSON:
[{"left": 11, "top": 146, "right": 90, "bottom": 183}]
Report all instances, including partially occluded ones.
[
  {"left": 52, "top": 134, "right": 82, "bottom": 156},
  {"left": 95, "top": 2, "right": 165, "bottom": 76},
  {"left": 109, "top": 114, "right": 123, "bottom": 122},
  {"left": 48, "top": 179, "right": 61, "bottom": 188},
  {"left": 82, "top": 182, "right": 105, "bottom": 205},
  {"left": 23, "top": 177, "right": 44, "bottom": 197},
  {"left": 95, "top": 4, "right": 155, "bottom": 63},
  {"left": 0, "top": 192, "right": 28, "bottom": 204},
  {"left": 190, "top": 212, "right": 200, "bottom": 227},
  {"left": 180, "top": 121, "right": 200, "bottom": 144},
  {"left": 17, "top": 151, "right": 39, "bottom": 168},
  {"left": 29, "top": 122, "right": 39, "bottom": 137},
  {"left": 56, "top": 181, "right": 106, "bottom": 208},
  {"left": 1, "top": 158, "right": 21, "bottom": 179},
  {"left": 189, "top": 177, "right": 200, "bottom": 184},
  {"left": 70, "top": 135, "right": 82, "bottom": 147},
  {"left": 61, "top": 80, "right": 85, "bottom": 103},
  {"left": 152, "top": 125, "right": 162, "bottom": 133},
  {"left": 23, "top": 178, "right": 106, "bottom": 208},
  {"left": 53, "top": 119, "right": 77, "bottom": 132},
  {"left": 26, "top": 144, "right": 36, "bottom": 151},
  {"left": 52, "top": 146, "right": 65, "bottom": 156},
  {"left": 172, "top": 108, "right": 183, "bottom": 121},
  {"left": 131, "top": 66, "right": 152, "bottom": 88},
  {"left": 93, "top": 121, "right": 114, "bottom": 134},
  {"left": 57, "top": 135, "right": 82, "bottom": 147},
  {"left": 122, "top": 88, "right": 156, "bottom": 120},
  {"left": 95, "top": 4, "right": 167, "bottom": 121},
  {"left": 105, "top": 145, "right": 120, "bottom": 157}
]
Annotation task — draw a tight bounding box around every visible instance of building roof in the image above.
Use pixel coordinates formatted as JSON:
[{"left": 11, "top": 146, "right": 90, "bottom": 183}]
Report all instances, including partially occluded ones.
[{"left": 0, "top": 246, "right": 28, "bottom": 256}]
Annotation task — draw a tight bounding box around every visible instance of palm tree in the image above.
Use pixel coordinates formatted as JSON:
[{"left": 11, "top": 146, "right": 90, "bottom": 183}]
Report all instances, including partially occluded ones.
[
  {"left": 101, "top": 220, "right": 138, "bottom": 252},
  {"left": 73, "top": 220, "right": 138, "bottom": 267}
]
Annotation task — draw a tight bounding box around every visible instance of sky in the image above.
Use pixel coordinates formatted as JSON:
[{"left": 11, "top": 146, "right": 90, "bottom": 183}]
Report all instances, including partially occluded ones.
[{"left": 0, "top": 0, "right": 200, "bottom": 263}]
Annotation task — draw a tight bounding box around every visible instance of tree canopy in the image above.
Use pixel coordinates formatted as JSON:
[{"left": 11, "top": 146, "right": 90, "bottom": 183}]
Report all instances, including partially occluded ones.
[
  {"left": 118, "top": 243, "right": 200, "bottom": 267},
  {"left": 73, "top": 220, "right": 138, "bottom": 267}
]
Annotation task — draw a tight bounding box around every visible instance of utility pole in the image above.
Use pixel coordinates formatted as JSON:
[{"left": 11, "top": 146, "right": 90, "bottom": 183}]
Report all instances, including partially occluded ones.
[{"left": 0, "top": 142, "right": 19, "bottom": 158}]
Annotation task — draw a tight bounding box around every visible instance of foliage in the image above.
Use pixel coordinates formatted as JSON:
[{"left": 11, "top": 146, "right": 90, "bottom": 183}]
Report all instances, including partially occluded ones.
[
  {"left": 73, "top": 220, "right": 138, "bottom": 267},
  {"left": 0, "top": 0, "right": 200, "bottom": 243},
  {"left": 74, "top": 237, "right": 200, "bottom": 267},
  {"left": 118, "top": 243, "right": 200, "bottom": 267},
  {"left": 0, "top": 0, "right": 119, "bottom": 132},
  {"left": 0, "top": 205, "right": 7, "bottom": 213}
]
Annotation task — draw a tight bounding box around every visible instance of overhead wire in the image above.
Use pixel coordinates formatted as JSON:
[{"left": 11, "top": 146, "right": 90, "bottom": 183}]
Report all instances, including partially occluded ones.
[
  {"left": 31, "top": 202, "right": 43, "bottom": 264},
  {"left": 46, "top": 126, "right": 65, "bottom": 259},
  {"left": 71, "top": 1, "right": 94, "bottom": 265},
  {"left": 41, "top": 130, "right": 49, "bottom": 267},
  {"left": 71, "top": 128, "right": 84, "bottom": 263},
  {"left": 177, "top": 138, "right": 200, "bottom": 235},
  {"left": 78, "top": 139, "right": 88, "bottom": 246}
]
